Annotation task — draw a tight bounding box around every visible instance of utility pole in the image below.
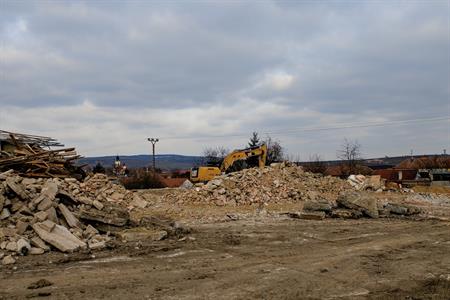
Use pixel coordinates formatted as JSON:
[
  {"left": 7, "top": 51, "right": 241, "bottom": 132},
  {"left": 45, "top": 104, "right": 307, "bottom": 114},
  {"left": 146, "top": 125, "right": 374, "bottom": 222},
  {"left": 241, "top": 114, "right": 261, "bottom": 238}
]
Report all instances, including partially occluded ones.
[{"left": 147, "top": 138, "right": 159, "bottom": 171}]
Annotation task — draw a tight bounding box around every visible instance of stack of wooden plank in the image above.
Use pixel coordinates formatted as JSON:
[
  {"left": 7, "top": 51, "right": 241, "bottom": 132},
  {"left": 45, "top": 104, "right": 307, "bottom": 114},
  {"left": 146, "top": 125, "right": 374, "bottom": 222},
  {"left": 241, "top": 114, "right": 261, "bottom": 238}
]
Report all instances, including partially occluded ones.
[{"left": 0, "top": 130, "right": 82, "bottom": 178}]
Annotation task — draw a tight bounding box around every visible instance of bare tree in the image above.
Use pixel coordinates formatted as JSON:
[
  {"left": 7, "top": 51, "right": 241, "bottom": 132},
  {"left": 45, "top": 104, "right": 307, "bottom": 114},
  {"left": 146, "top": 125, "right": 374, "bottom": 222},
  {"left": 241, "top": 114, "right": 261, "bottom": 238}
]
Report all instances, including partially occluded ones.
[
  {"left": 202, "top": 146, "right": 229, "bottom": 166},
  {"left": 303, "top": 154, "right": 327, "bottom": 174},
  {"left": 337, "top": 138, "right": 362, "bottom": 175},
  {"left": 264, "top": 135, "right": 284, "bottom": 165}
]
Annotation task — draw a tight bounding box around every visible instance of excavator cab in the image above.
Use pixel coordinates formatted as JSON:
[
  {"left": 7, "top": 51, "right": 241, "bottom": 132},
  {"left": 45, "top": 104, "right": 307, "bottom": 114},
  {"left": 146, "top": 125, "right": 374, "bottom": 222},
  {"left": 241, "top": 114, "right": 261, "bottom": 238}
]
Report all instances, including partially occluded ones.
[{"left": 190, "top": 166, "right": 221, "bottom": 182}]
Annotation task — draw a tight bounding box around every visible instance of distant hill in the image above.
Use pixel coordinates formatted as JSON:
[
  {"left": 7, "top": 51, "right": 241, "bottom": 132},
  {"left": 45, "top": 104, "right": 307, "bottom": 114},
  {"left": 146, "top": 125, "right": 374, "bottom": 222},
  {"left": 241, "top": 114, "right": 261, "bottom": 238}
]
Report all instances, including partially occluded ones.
[
  {"left": 77, "top": 154, "right": 202, "bottom": 171},
  {"left": 78, "top": 153, "right": 448, "bottom": 172}
]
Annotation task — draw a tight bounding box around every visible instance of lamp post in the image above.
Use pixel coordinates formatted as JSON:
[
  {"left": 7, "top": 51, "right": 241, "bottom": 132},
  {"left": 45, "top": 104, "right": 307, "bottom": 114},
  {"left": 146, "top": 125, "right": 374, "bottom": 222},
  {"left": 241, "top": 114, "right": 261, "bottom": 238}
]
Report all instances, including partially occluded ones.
[{"left": 147, "top": 138, "right": 159, "bottom": 171}]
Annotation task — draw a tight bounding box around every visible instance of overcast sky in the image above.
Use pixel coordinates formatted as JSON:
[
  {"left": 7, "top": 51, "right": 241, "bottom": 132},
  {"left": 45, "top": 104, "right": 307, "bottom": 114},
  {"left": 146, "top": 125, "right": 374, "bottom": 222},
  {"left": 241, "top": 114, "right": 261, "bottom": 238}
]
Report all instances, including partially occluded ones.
[{"left": 1, "top": 0, "right": 449, "bottom": 160}]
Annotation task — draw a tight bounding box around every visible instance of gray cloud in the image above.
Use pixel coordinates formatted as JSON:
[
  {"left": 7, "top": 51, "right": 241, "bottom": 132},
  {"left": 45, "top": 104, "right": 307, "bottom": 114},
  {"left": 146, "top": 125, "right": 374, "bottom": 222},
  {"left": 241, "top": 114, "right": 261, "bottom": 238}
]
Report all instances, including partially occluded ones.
[{"left": 0, "top": 0, "right": 448, "bottom": 159}]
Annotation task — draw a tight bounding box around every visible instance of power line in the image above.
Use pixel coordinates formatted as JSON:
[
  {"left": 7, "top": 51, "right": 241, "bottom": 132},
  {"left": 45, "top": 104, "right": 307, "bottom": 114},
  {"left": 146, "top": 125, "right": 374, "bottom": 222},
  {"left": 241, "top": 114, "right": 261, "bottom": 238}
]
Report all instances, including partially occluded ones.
[{"left": 159, "top": 116, "right": 450, "bottom": 141}]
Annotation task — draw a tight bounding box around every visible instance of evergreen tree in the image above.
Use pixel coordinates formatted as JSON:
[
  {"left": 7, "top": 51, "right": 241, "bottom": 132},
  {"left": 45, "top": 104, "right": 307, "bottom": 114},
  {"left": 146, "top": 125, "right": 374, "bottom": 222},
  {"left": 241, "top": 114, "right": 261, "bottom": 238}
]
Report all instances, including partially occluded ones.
[
  {"left": 93, "top": 162, "right": 105, "bottom": 174},
  {"left": 248, "top": 131, "right": 260, "bottom": 148}
]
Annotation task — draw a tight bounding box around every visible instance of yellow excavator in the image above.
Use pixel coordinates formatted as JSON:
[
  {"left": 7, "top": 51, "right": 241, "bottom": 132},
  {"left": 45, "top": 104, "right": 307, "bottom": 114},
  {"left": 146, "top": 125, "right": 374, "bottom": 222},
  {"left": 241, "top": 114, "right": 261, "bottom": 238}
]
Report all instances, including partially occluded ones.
[{"left": 190, "top": 144, "right": 267, "bottom": 183}]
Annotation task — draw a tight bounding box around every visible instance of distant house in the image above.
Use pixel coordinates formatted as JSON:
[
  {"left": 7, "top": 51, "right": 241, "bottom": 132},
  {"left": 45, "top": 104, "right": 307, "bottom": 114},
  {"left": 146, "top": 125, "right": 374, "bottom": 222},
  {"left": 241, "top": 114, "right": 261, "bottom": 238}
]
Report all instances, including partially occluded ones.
[
  {"left": 324, "top": 164, "right": 373, "bottom": 178},
  {"left": 373, "top": 155, "right": 450, "bottom": 186}
]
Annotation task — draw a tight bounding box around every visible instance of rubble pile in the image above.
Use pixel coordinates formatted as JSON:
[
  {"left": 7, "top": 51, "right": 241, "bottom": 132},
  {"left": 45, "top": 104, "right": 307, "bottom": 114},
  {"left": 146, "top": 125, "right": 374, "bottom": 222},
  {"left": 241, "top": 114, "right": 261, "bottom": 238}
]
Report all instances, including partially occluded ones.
[
  {"left": 164, "top": 163, "right": 351, "bottom": 206},
  {"left": 301, "top": 190, "right": 422, "bottom": 220},
  {"left": 0, "top": 171, "right": 150, "bottom": 266},
  {"left": 0, "top": 130, "right": 83, "bottom": 179},
  {"left": 80, "top": 174, "right": 147, "bottom": 209}
]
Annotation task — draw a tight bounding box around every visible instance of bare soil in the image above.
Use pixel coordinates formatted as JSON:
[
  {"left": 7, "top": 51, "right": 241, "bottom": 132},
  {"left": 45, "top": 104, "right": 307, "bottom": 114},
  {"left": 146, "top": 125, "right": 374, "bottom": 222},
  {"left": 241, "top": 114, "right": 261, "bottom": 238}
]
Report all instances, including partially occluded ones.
[{"left": 1, "top": 216, "right": 449, "bottom": 299}]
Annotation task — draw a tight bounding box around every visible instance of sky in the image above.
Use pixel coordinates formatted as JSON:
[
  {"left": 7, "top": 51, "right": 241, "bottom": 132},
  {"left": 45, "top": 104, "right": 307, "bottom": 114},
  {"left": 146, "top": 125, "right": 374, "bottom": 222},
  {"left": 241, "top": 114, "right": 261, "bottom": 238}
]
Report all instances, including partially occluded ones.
[{"left": 1, "top": 0, "right": 449, "bottom": 160}]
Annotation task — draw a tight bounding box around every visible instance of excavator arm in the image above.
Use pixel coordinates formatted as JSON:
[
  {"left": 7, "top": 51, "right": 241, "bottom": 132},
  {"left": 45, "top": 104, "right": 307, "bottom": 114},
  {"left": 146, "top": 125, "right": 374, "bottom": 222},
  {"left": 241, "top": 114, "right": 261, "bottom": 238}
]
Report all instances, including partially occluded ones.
[{"left": 220, "top": 144, "right": 267, "bottom": 172}]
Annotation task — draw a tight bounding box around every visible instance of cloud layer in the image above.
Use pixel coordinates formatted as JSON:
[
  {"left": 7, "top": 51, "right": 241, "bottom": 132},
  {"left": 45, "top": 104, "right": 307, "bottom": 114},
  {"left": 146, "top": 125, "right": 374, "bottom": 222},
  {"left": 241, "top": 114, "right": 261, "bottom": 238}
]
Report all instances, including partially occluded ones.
[{"left": 1, "top": 1, "right": 449, "bottom": 159}]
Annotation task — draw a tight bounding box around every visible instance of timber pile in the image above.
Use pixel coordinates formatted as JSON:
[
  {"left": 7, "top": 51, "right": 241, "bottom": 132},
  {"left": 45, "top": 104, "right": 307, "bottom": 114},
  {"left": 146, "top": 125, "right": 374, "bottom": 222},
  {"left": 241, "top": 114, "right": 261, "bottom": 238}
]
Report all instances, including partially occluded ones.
[
  {"left": 163, "top": 163, "right": 352, "bottom": 206},
  {"left": 0, "top": 130, "right": 82, "bottom": 178}
]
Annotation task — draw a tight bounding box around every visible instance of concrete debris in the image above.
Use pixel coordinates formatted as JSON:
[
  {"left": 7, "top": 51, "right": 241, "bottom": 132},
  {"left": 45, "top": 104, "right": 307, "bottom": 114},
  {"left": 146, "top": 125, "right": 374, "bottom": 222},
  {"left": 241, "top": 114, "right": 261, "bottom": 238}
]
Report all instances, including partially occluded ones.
[
  {"left": 5, "top": 177, "right": 31, "bottom": 201},
  {"left": 303, "top": 190, "right": 423, "bottom": 219},
  {"left": 117, "top": 228, "right": 168, "bottom": 242},
  {"left": 32, "top": 221, "right": 86, "bottom": 253},
  {"left": 5, "top": 241, "right": 17, "bottom": 251},
  {"left": 92, "top": 200, "right": 104, "bottom": 211},
  {"left": 303, "top": 199, "right": 332, "bottom": 213},
  {"left": 385, "top": 203, "right": 422, "bottom": 216},
  {"left": 164, "top": 163, "right": 351, "bottom": 206},
  {"left": 336, "top": 191, "right": 379, "bottom": 218},
  {"left": 0, "top": 171, "right": 149, "bottom": 263},
  {"left": 57, "top": 204, "right": 80, "bottom": 228},
  {"left": 29, "top": 247, "right": 45, "bottom": 255},
  {"left": 0, "top": 208, "right": 11, "bottom": 220},
  {"left": 30, "top": 236, "right": 50, "bottom": 251},
  {"left": 330, "top": 209, "right": 363, "bottom": 219},
  {"left": 2, "top": 254, "right": 15, "bottom": 265},
  {"left": 129, "top": 194, "right": 147, "bottom": 209},
  {"left": 347, "top": 175, "right": 385, "bottom": 191},
  {"left": 179, "top": 180, "right": 194, "bottom": 190}
]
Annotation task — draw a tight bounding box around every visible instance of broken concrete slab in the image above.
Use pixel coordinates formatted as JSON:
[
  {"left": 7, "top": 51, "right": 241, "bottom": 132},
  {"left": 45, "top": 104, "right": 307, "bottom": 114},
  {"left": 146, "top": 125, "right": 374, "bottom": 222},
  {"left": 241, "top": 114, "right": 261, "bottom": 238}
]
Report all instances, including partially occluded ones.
[
  {"left": 34, "top": 211, "right": 48, "bottom": 222},
  {"left": 303, "top": 199, "right": 332, "bottom": 213},
  {"left": 46, "top": 207, "right": 58, "bottom": 223},
  {"left": 29, "top": 247, "right": 45, "bottom": 255},
  {"left": 32, "top": 181, "right": 58, "bottom": 208},
  {"left": 40, "top": 220, "right": 56, "bottom": 232},
  {"left": 57, "top": 203, "right": 80, "bottom": 228},
  {"left": 92, "top": 200, "right": 104, "bottom": 210},
  {"left": 83, "top": 224, "right": 99, "bottom": 238},
  {"left": 337, "top": 191, "right": 379, "bottom": 218},
  {"left": 130, "top": 195, "right": 147, "bottom": 209},
  {"left": 30, "top": 236, "right": 50, "bottom": 251},
  {"left": 88, "top": 240, "right": 106, "bottom": 250},
  {"left": 16, "top": 220, "right": 29, "bottom": 235},
  {"left": 386, "top": 203, "right": 422, "bottom": 216},
  {"left": 32, "top": 221, "right": 86, "bottom": 252},
  {"left": 37, "top": 197, "right": 54, "bottom": 211},
  {"left": 5, "top": 177, "right": 31, "bottom": 201}
]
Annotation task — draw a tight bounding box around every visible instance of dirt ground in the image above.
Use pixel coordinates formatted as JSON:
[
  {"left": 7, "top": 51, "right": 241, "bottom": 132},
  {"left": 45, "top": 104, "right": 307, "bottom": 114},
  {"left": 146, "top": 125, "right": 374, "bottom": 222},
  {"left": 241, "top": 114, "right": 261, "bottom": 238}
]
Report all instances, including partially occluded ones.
[{"left": 1, "top": 215, "right": 449, "bottom": 299}]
